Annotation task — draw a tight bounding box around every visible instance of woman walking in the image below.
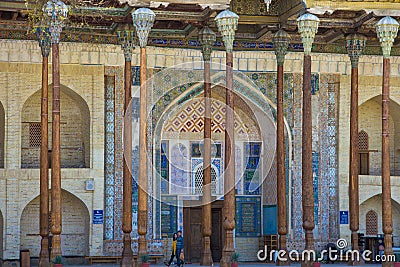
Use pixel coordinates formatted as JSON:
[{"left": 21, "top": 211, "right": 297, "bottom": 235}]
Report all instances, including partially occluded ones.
[{"left": 165, "top": 233, "right": 177, "bottom": 266}]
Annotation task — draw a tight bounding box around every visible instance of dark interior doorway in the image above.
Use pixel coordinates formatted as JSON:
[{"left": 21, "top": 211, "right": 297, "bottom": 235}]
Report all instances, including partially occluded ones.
[{"left": 183, "top": 201, "right": 223, "bottom": 263}]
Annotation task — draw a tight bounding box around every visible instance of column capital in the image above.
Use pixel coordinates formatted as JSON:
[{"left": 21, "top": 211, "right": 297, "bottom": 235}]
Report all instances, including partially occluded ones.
[
  {"left": 43, "top": 0, "right": 69, "bottom": 44},
  {"left": 36, "top": 26, "right": 51, "bottom": 58},
  {"left": 116, "top": 28, "right": 136, "bottom": 62},
  {"left": 198, "top": 26, "right": 216, "bottom": 62},
  {"left": 297, "top": 13, "right": 319, "bottom": 55},
  {"left": 346, "top": 33, "right": 367, "bottom": 68},
  {"left": 273, "top": 29, "right": 290, "bottom": 66}
]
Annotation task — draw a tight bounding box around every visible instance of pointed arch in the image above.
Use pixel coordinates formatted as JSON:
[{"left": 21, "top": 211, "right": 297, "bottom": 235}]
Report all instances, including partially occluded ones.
[
  {"left": 21, "top": 85, "right": 90, "bottom": 168},
  {"left": 20, "top": 189, "right": 90, "bottom": 256}
]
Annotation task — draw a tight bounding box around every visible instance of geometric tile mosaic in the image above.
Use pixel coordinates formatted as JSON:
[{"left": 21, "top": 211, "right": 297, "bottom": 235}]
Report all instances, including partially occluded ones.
[{"left": 163, "top": 97, "right": 255, "bottom": 135}]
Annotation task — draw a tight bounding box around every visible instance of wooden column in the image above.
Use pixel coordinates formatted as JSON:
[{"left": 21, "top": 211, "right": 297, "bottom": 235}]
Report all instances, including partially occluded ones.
[
  {"left": 382, "top": 57, "right": 393, "bottom": 267},
  {"left": 122, "top": 58, "right": 133, "bottom": 267},
  {"left": 345, "top": 34, "right": 366, "bottom": 265},
  {"left": 117, "top": 28, "right": 135, "bottom": 267},
  {"left": 276, "top": 63, "right": 289, "bottom": 265},
  {"left": 50, "top": 41, "right": 62, "bottom": 259},
  {"left": 200, "top": 43, "right": 213, "bottom": 266},
  {"left": 349, "top": 64, "right": 360, "bottom": 252},
  {"left": 273, "top": 30, "right": 290, "bottom": 266},
  {"left": 138, "top": 46, "right": 148, "bottom": 259},
  {"left": 301, "top": 54, "right": 314, "bottom": 267},
  {"left": 220, "top": 51, "right": 236, "bottom": 267},
  {"left": 38, "top": 27, "right": 50, "bottom": 267}
]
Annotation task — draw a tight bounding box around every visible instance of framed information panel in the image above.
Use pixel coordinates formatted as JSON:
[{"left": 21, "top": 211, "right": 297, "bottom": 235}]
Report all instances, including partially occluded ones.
[
  {"left": 161, "top": 195, "right": 177, "bottom": 235},
  {"left": 235, "top": 196, "right": 261, "bottom": 237}
]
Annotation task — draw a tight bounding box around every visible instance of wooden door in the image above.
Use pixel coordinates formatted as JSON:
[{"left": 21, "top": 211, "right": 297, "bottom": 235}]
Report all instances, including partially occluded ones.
[
  {"left": 183, "top": 208, "right": 202, "bottom": 262},
  {"left": 359, "top": 152, "right": 369, "bottom": 175},
  {"left": 211, "top": 208, "right": 222, "bottom": 262},
  {"left": 183, "top": 205, "right": 223, "bottom": 263}
]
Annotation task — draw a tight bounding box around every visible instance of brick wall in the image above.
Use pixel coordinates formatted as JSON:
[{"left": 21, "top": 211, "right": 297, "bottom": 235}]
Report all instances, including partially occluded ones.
[{"left": 0, "top": 40, "right": 105, "bottom": 260}]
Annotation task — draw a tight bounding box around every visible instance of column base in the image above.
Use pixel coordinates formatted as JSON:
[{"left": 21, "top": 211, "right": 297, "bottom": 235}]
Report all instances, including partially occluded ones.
[
  {"left": 276, "top": 252, "right": 290, "bottom": 266},
  {"left": 200, "top": 236, "right": 213, "bottom": 266},
  {"left": 300, "top": 260, "right": 313, "bottom": 267},
  {"left": 348, "top": 258, "right": 364, "bottom": 266},
  {"left": 137, "top": 235, "right": 147, "bottom": 266},
  {"left": 383, "top": 261, "right": 394, "bottom": 267},
  {"left": 121, "top": 233, "right": 134, "bottom": 267},
  {"left": 50, "top": 234, "right": 61, "bottom": 260},
  {"left": 220, "top": 230, "right": 234, "bottom": 267},
  {"left": 39, "top": 236, "right": 50, "bottom": 267}
]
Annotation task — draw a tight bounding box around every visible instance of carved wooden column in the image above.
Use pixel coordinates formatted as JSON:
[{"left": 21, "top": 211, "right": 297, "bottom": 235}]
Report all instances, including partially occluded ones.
[
  {"left": 273, "top": 30, "right": 290, "bottom": 266},
  {"left": 132, "top": 8, "right": 155, "bottom": 262},
  {"left": 345, "top": 33, "right": 366, "bottom": 265},
  {"left": 43, "top": 0, "right": 68, "bottom": 259},
  {"left": 297, "top": 13, "right": 319, "bottom": 267},
  {"left": 215, "top": 10, "right": 239, "bottom": 267},
  {"left": 117, "top": 27, "right": 135, "bottom": 267},
  {"left": 376, "top": 16, "right": 399, "bottom": 267},
  {"left": 198, "top": 26, "right": 216, "bottom": 266},
  {"left": 37, "top": 26, "right": 51, "bottom": 267}
]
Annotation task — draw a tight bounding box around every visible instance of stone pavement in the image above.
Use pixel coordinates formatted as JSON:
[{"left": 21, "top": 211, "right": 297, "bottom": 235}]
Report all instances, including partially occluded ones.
[{"left": 62, "top": 263, "right": 382, "bottom": 267}]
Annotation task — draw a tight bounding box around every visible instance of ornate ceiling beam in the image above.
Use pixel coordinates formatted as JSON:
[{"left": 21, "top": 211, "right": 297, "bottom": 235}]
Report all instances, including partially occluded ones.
[
  {"left": 323, "top": 29, "right": 344, "bottom": 44},
  {"left": 119, "top": 0, "right": 229, "bottom": 10},
  {"left": 279, "top": 1, "right": 305, "bottom": 26},
  {"left": 153, "top": 8, "right": 213, "bottom": 22},
  {"left": 306, "top": 0, "right": 400, "bottom": 16},
  {"left": 353, "top": 11, "right": 374, "bottom": 29},
  {"left": 238, "top": 15, "right": 279, "bottom": 25}
]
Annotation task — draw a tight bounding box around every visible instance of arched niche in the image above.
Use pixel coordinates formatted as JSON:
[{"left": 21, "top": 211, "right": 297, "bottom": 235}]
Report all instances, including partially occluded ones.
[
  {"left": 360, "top": 194, "right": 400, "bottom": 246},
  {"left": 359, "top": 96, "right": 400, "bottom": 176},
  {"left": 21, "top": 85, "right": 90, "bottom": 168},
  {"left": 0, "top": 101, "right": 4, "bottom": 168},
  {"left": 20, "top": 190, "right": 90, "bottom": 256},
  {"left": 0, "top": 208, "right": 3, "bottom": 260}
]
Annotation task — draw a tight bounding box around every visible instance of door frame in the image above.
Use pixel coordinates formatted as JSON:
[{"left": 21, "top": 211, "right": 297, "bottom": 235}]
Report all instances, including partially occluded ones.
[{"left": 183, "top": 200, "right": 224, "bottom": 262}]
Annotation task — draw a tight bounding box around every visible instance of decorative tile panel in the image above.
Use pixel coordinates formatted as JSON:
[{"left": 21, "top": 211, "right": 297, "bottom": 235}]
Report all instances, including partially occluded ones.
[
  {"left": 104, "top": 75, "right": 115, "bottom": 240},
  {"left": 170, "top": 143, "right": 190, "bottom": 194},
  {"left": 236, "top": 196, "right": 261, "bottom": 237}
]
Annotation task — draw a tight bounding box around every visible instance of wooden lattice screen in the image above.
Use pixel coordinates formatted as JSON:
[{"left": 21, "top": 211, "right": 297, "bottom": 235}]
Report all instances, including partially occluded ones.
[
  {"left": 358, "top": 130, "right": 369, "bottom": 150},
  {"left": 29, "top": 123, "right": 41, "bottom": 147},
  {"left": 366, "top": 210, "right": 378, "bottom": 236}
]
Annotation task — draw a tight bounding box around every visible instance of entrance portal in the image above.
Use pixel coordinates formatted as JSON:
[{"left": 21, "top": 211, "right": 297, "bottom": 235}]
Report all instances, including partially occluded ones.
[{"left": 183, "top": 201, "right": 223, "bottom": 262}]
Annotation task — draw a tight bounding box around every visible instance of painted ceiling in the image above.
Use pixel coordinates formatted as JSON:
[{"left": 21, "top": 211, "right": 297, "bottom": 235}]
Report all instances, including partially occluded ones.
[{"left": 1, "top": 0, "right": 400, "bottom": 54}]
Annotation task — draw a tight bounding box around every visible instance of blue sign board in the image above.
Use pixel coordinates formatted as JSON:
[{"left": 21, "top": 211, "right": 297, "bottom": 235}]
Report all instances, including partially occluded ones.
[
  {"left": 340, "top": 210, "right": 349, "bottom": 224},
  {"left": 93, "top": 210, "right": 103, "bottom": 224}
]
